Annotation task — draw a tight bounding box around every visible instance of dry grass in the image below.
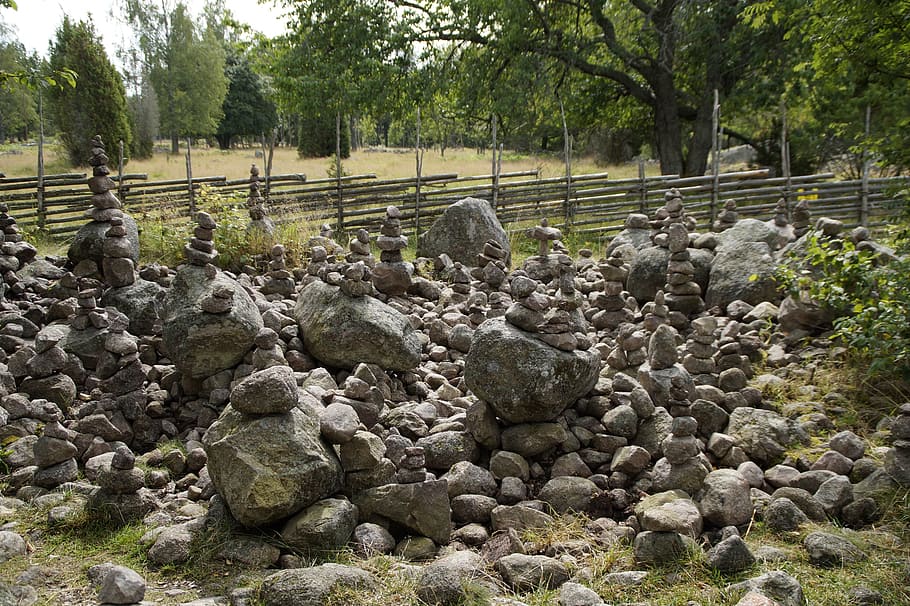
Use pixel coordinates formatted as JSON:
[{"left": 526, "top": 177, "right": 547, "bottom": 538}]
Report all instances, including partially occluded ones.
[{"left": 1, "top": 141, "right": 651, "bottom": 182}]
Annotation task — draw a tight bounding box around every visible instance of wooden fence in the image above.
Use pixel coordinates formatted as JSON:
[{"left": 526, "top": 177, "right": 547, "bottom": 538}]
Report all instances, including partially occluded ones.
[{"left": 1, "top": 167, "right": 907, "bottom": 241}]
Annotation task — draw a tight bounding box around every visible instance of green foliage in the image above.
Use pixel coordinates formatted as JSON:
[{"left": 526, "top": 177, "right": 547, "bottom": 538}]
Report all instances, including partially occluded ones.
[
  {"left": 0, "top": 36, "right": 38, "bottom": 141},
  {"left": 777, "top": 232, "right": 910, "bottom": 379},
  {"left": 47, "top": 17, "right": 131, "bottom": 166},
  {"left": 298, "top": 114, "right": 350, "bottom": 159},
  {"left": 215, "top": 51, "right": 277, "bottom": 149}
]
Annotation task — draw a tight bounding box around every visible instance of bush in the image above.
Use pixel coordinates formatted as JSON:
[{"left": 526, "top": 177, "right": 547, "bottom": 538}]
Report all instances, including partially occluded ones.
[{"left": 777, "top": 231, "right": 910, "bottom": 379}]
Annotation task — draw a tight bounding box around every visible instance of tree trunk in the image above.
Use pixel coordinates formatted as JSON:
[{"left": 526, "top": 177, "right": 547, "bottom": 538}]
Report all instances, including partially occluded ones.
[
  {"left": 215, "top": 133, "right": 232, "bottom": 150},
  {"left": 652, "top": 73, "right": 685, "bottom": 176},
  {"left": 171, "top": 133, "right": 179, "bottom": 154},
  {"left": 685, "top": 91, "right": 715, "bottom": 177}
]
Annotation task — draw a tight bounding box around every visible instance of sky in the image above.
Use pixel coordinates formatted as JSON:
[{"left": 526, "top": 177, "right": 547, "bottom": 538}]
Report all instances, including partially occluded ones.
[{"left": 0, "top": 0, "right": 290, "bottom": 58}]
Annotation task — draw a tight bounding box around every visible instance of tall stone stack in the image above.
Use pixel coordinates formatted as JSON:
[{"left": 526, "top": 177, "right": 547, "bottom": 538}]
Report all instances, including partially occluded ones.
[
  {"left": 186, "top": 212, "right": 219, "bottom": 267},
  {"left": 712, "top": 199, "right": 739, "bottom": 232},
  {"left": 651, "top": 416, "right": 709, "bottom": 493},
  {"left": 261, "top": 244, "right": 296, "bottom": 299},
  {"left": 101, "top": 212, "right": 136, "bottom": 288},
  {"left": 664, "top": 222, "right": 704, "bottom": 323},
  {"left": 792, "top": 199, "right": 811, "bottom": 238},
  {"left": 0, "top": 203, "right": 23, "bottom": 242},
  {"left": 606, "top": 323, "right": 648, "bottom": 372},
  {"left": 592, "top": 250, "right": 633, "bottom": 330},
  {"left": 247, "top": 164, "right": 276, "bottom": 235},
  {"left": 536, "top": 255, "right": 590, "bottom": 352},
  {"left": 642, "top": 290, "right": 669, "bottom": 333},
  {"left": 650, "top": 188, "right": 693, "bottom": 245},
  {"left": 472, "top": 240, "right": 508, "bottom": 290},
  {"left": 682, "top": 316, "right": 718, "bottom": 385},
  {"left": 346, "top": 229, "right": 375, "bottom": 267},
  {"left": 372, "top": 206, "right": 413, "bottom": 296}
]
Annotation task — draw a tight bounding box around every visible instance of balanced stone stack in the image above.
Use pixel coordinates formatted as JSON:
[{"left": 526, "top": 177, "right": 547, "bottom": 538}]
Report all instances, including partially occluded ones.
[
  {"left": 638, "top": 324, "right": 696, "bottom": 411},
  {"left": 373, "top": 206, "right": 413, "bottom": 296},
  {"left": 261, "top": 244, "right": 295, "bottom": 299},
  {"left": 252, "top": 327, "right": 288, "bottom": 370},
  {"left": 664, "top": 222, "right": 704, "bottom": 321},
  {"left": 606, "top": 323, "right": 648, "bottom": 372},
  {"left": 683, "top": 316, "right": 718, "bottom": 385},
  {"left": 649, "top": 189, "right": 693, "bottom": 246},
  {"left": 641, "top": 290, "right": 669, "bottom": 333},
  {"left": 885, "top": 403, "right": 910, "bottom": 485},
  {"left": 592, "top": 250, "right": 633, "bottom": 330},
  {"left": 89, "top": 445, "right": 154, "bottom": 522},
  {"left": 715, "top": 322, "right": 753, "bottom": 393},
  {"left": 536, "top": 256, "right": 588, "bottom": 352},
  {"left": 396, "top": 446, "right": 430, "bottom": 484},
  {"left": 101, "top": 213, "right": 136, "bottom": 288},
  {"left": 792, "top": 199, "right": 811, "bottom": 238},
  {"left": 773, "top": 198, "right": 789, "bottom": 229},
  {"left": 472, "top": 239, "right": 508, "bottom": 290},
  {"left": 186, "top": 212, "right": 218, "bottom": 267},
  {"left": 504, "top": 274, "right": 549, "bottom": 334},
  {"left": 340, "top": 261, "right": 373, "bottom": 298},
  {"left": 346, "top": 229, "right": 375, "bottom": 267},
  {"left": 20, "top": 331, "right": 74, "bottom": 411},
  {"left": 712, "top": 199, "right": 738, "bottom": 232},
  {"left": 32, "top": 420, "right": 79, "bottom": 489},
  {"left": 307, "top": 246, "right": 329, "bottom": 280},
  {"left": 450, "top": 263, "right": 472, "bottom": 296},
  {"left": 97, "top": 314, "right": 146, "bottom": 396},
  {"left": 0, "top": 203, "right": 23, "bottom": 242},
  {"left": 651, "top": 416, "right": 709, "bottom": 494},
  {"left": 73, "top": 289, "right": 108, "bottom": 331},
  {"left": 522, "top": 218, "right": 564, "bottom": 282},
  {"left": 247, "top": 164, "right": 275, "bottom": 235},
  {"left": 528, "top": 218, "right": 562, "bottom": 257}
]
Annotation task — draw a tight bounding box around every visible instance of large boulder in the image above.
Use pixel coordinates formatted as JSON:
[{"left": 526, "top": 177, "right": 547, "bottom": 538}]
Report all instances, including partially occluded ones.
[
  {"left": 726, "top": 407, "right": 810, "bottom": 466},
  {"left": 68, "top": 214, "right": 140, "bottom": 266},
  {"left": 706, "top": 241, "right": 778, "bottom": 309},
  {"left": 259, "top": 564, "right": 375, "bottom": 606},
  {"left": 416, "top": 197, "right": 510, "bottom": 265},
  {"left": 353, "top": 480, "right": 452, "bottom": 544},
  {"left": 202, "top": 405, "right": 343, "bottom": 527},
  {"left": 627, "top": 246, "right": 712, "bottom": 303},
  {"left": 294, "top": 280, "right": 422, "bottom": 371},
  {"left": 605, "top": 214, "right": 652, "bottom": 258},
  {"left": 714, "top": 218, "right": 782, "bottom": 251},
  {"left": 101, "top": 278, "right": 164, "bottom": 336},
  {"left": 162, "top": 265, "right": 262, "bottom": 379},
  {"left": 464, "top": 317, "right": 600, "bottom": 423}
]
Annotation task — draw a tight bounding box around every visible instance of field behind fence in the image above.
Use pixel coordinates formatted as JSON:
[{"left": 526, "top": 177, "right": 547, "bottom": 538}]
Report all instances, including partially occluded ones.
[{"left": 1, "top": 165, "right": 907, "bottom": 243}]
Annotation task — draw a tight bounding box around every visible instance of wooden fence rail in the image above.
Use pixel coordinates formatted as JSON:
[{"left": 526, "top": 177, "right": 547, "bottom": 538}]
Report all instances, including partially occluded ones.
[{"left": 1, "top": 168, "right": 907, "bottom": 241}]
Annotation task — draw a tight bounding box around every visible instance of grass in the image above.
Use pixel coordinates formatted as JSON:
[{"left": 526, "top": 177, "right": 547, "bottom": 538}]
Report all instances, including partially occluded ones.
[{"left": 0, "top": 141, "right": 650, "bottom": 182}]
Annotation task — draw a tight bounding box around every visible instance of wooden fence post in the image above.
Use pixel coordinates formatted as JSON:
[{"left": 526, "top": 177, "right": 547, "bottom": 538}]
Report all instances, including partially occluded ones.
[
  {"left": 491, "top": 114, "right": 498, "bottom": 209},
  {"left": 415, "top": 106, "right": 422, "bottom": 237},
  {"left": 118, "top": 140, "right": 125, "bottom": 204},
  {"left": 335, "top": 112, "right": 344, "bottom": 233},
  {"left": 185, "top": 138, "right": 196, "bottom": 215},
  {"left": 36, "top": 89, "right": 45, "bottom": 230},
  {"left": 860, "top": 105, "right": 871, "bottom": 227},
  {"left": 710, "top": 89, "right": 721, "bottom": 225},
  {"left": 781, "top": 102, "right": 792, "bottom": 216},
  {"left": 558, "top": 97, "right": 574, "bottom": 229},
  {"left": 638, "top": 158, "right": 647, "bottom": 213}
]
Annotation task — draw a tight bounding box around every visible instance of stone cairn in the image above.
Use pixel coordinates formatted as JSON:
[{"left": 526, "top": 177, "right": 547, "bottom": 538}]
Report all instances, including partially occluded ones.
[
  {"left": 20, "top": 329, "right": 77, "bottom": 410},
  {"left": 712, "top": 199, "right": 738, "bottom": 232},
  {"left": 651, "top": 415, "right": 708, "bottom": 494},
  {"left": 606, "top": 323, "right": 647, "bottom": 372},
  {"left": 306, "top": 246, "right": 329, "bottom": 281},
  {"left": 472, "top": 239, "right": 508, "bottom": 290},
  {"left": 592, "top": 249, "right": 633, "bottom": 331},
  {"left": 536, "top": 255, "right": 589, "bottom": 351},
  {"left": 87, "top": 135, "right": 122, "bottom": 224},
  {"left": 261, "top": 244, "right": 295, "bottom": 299},
  {"left": 97, "top": 314, "right": 146, "bottom": 396},
  {"left": 396, "top": 446, "right": 430, "bottom": 484},
  {"left": 252, "top": 327, "right": 287, "bottom": 370},
  {"left": 246, "top": 164, "right": 275, "bottom": 235},
  {"left": 90, "top": 444, "right": 153, "bottom": 522},
  {"left": 773, "top": 198, "right": 789, "bottom": 229},
  {"left": 664, "top": 222, "right": 704, "bottom": 323},
  {"left": 792, "top": 199, "right": 811, "bottom": 238},
  {"left": 102, "top": 212, "right": 136, "bottom": 288},
  {"left": 373, "top": 206, "right": 412, "bottom": 296},
  {"left": 650, "top": 188, "right": 694, "bottom": 245},
  {"left": 341, "top": 261, "right": 374, "bottom": 298},
  {"left": 527, "top": 218, "right": 562, "bottom": 256},
  {"left": 309, "top": 223, "right": 344, "bottom": 259},
  {"left": 346, "top": 228, "right": 375, "bottom": 267},
  {"left": 683, "top": 315, "right": 717, "bottom": 385},
  {"left": 74, "top": 288, "right": 108, "bottom": 331},
  {"left": 886, "top": 403, "right": 910, "bottom": 485},
  {"left": 505, "top": 274, "right": 548, "bottom": 333},
  {"left": 641, "top": 290, "right": 669, "bottom": 333},
  {"left": 186, "top": 212, "right": 218, "bottom": 267},
  {"left": 32, "top": 420, "right": 79, "bottom": 489},
  {"left": 0, "top": 203, "right": 23, "bottom": 242}
]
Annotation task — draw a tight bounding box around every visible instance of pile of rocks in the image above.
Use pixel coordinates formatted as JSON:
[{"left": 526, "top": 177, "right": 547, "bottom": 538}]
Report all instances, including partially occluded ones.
[
  {"left": 372, "top": 206, "right": 412, "bottom": 296},
  {"left": 713, "top": 199, "right": 739, "bottom": 232},
  {"left": 792, "top": 199, "right": 811, "bottom": 237},
  {"left": 346, "top": 228, "right": 374, "bottom": 267},
  {"left": 591, "top": 250, "right": 633, "bottom": 330},
  {"left": 260, "top": 244, "right": 295, "bottom": 299},
  {"left": 664, "top": 222, "right": 705, "bottom": 321},
  {"left": 472, "top": 239, "right": 509, "bottom": 290},
  {"left": 246, "top": 164, "right": 275, "bottom": 235},
  {"left": 185, "top": 212, "right": 219, "bottom": 267}
]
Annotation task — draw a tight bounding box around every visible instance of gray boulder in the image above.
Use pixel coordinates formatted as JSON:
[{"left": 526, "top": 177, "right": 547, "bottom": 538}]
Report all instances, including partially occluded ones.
[
  {"left": 68, "top": 214, "right": 140, "bottom": 266},
  {"left": 714, "top": 218, "right": 782, "bottom": 251},
  {"left": 729, "top": 570, "right": 805, "bottom": 606},
  {"left": 203, "top": 405, "right": 343, "bottom": 527},
  {"left": 464, "top": 318, "right": 600, "bottom": 423},
  {"left": 101, "top": 278, "right": 164, "bottom": 335},
  {"left": 699, "top": 469, "right": 753, "bottom": 527},
  {"left": 417, "top": 197, "right": 510, "bottom": 266},
  {"left": 416, "top": 550, "right": 488, "bottom": 606},
  {"left": 0, "top": 531, "right": 26, "bottom": 563},
  {"left": 259, "top": 564, "right": 375, "bottom": 606},
  {"left": 353, "top": 480, "right": 452, "bottom": 544},
  {"left": 706, "top": 241, "right": 779, "bottom": 309},
  {"left": 633, "top": 531, "right": 688, "bottom": 565},
  {"left": 280, "top": 497, "right": 358, "bottom": 552},
  {"left": 162, "top": 265, "right": 263, "bottom": 379},
  {"left": 97, "top": 565, "right": 146, "bottom": 605},
  {"left": 295, "top": 280, "right": 421, "bottom": 371},
  {"left": 496, "top": 554, "right": 569, "bottom": 591},
  {"left": 726, "top": 407, "right": 809, "bottom": 466},
  {"left": 537, "top": 476, "right": 600, "bottom": 514},
  {"left": 706, "top": 535, "right": 755, "bottom": 574},
  {"left": 803, "top": 531, "right": 866, "bottom": 567},
  {"left": 634, "top": 490, "right": 703, "bottom": 538}
]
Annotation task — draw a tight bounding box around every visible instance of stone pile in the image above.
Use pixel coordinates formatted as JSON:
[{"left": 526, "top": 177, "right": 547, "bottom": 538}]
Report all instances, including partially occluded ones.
[
  {"left": 651, "top": 416, "right": 709, "bottom": 493},
  {"left": 185, "top": 212, "right": 219, "bottom": 267},
  {"left": 340, "top": 261, "right": 374, "bottom": 298},
  {"left": 101, "top": 213, "right": 136, "bottom": 288},
  {"left": 449, "top": 262, "right": 472, "bottom": 296},
  {"left": 664, "top": 222, "right": 704, "bottom": 322},
  {"left": 96, "top": 314, "right": 145, "bottom": 396},
  {"left": 792, "top": 199, "right": 811, "bottom": 238},
  {"left": 31, "top": 420, "right": 79, "bottom": 489},
  {"left": 650, "top": 188, "right": 694, "bottom": 244},
  {"left": 683, "top": 315, "right": 718, "bottom": 384},
  {"left": 306, "top": 245, "right": 329, "bottom": 281},
  {"left": 472, "top": 239, "right": 508, "bottom": 290},
  {"left": 251, "top": 327, "right": 287, "bottom": 370},
  {"left": 88, "top": 444, "right": 155, "bottom": 522},
  {"left": 372, "top": 206, "right": 412, "bottom": 296},
  {"left": 712, "top": 199, "right": 738, "bottom": 232},
  {"left": 246, "top": 164, "right": 275, "bottom": 235},
  {"left": 641, "top": 289, "right": 669, "bottom": 332},
  {"left": 605, "top": 323, "right": 647, "bottom": 372},
  {"left": 0, "top": 202, "right": 23, "bottom": 242},
  {"left": 73, "top": 289, "right": 108, "bottom": 331},
  {"left": 19, "top": 329, "right": 76, "bottom": 410},
  {"left": 638, "top": 324, "right": 696, "bottom": 412},
  {"left": 309, "top": 223, "right": 345, "bottom": 258},
  {"left": 591, "top": 250, "right": 633, "bottom": 330},
  {"left": 346, "top": 228, "right": 375, "bottom": 267},
  {"left": 260, "top": 244, "right": 295, "bottom": 299},
  {"left": 885, "top": 403, "right": 910, "bottom": 485},
  {"left": 504, "top": 274, "right": 549, "bottom": 334}
]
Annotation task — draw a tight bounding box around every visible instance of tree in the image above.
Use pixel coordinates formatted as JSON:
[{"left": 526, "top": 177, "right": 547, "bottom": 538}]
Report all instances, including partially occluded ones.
[
  {"left": 121, "top": 0, "right": 228, "bottom": 153},
  {"left": 47, "top": 17, "right": 131, "bottom": 166},
  {"left": 215, "top": 51, "right": 277, "bottom": 149},
  {"left": 0, "top": 30, "right": 38, "bottom": 141},
  {"left": 128, "top": 77, "right": 159, "bottom": 159}
]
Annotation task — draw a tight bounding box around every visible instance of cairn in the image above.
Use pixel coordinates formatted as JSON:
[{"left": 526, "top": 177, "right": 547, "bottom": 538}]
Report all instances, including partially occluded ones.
[
  {"left": 450, "top": 262, "right": 472, "bottom": 296},
  {"left": 20, "top": 331, "right": 77, "bottom": 410},
  {"left": 505, "top": 274, "right": 549, "bottom": 334},
  {"left": 650, "top": 189, "right": 694, "bottom": 246},
  {"left": 712, "top": 199, "right": 738, "bottom": 232},
  {"left": 186, "top": 212, "right": 219, "bottom": 267},
  {"left": 346, "top": 228, "right": 375, "bottom": 267},
  {"left": 527, "top": 218, "right": 562, "bottom": 256},
  {"left": 461, "top": 291, "right": 489, "bottom": 327},
  {"left": 592, "top": 250, "right": 633, "bottom": 330},
  {"left": 773, "top": 198, "right": 789, "bottom": 228},
  {"left": 651, "top": 416, "right": 709, "bottom": 493},
  {"left": 308, "top": 223, "right": 344, "bottom": 259},
  {"left": 247, "top": 164, "right": 275, "bottom": 235},
  {"left": 252, "top": 327, "right": 288, "bottom": 370},
  {"left": 307, "top": 246, "right": 329, "bottom": 279},
  {"left": 792, "top": 199, "right": 811, "bottom": 238},
  {"left": 341, "top": 261, "right": 374, "bottom": 298},
  {"left": 664, "top": 222, "right": 704, "bottom": 322},
  {"left": 642, "top": 290, "right": 669, "bottom": 333},
  {"left": 73, "top": 288, "right": 108, "bottom": 331},
  {"left": 90, "top": 445, "right": 155, "bottom": 522},
  {"left": 97, "top": 314, "right": 146, "bottom": 396},
  {"left": 101, "top": 213, "right": 136, "bottom": 288},
  {"left": 606, "top": 323, "right": 648, "bottom": 371},
  {"left": 0, "top": 203, "right": 23, "bottom": 242},
  {"left": 372, "top": 206, "right": 413, "bottom": 296},
  {"left": 576, "top": 248, "right": 596, "bottom": 273},
  {"left": 537, "top": 256, "right": 590, "bottom": 351},
  {"left": 261, "top": 244, "right": 295, "bottom": 299},
  {"left": 31, "top": 420, "right": 79, "bottom": 489},
  {"left": 86, "top": 135, "right": 122, "bottom": 223},
  {"left": 472, "top": 240, "right": 508, "bottom": 290},
  {"left": 683, "top": 316, "right": 718, "bottom": 385},
  {"left": 396, "top": 446, "right": 430, "bottom": 484}
]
